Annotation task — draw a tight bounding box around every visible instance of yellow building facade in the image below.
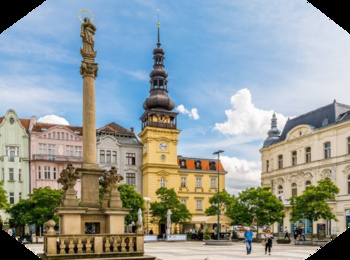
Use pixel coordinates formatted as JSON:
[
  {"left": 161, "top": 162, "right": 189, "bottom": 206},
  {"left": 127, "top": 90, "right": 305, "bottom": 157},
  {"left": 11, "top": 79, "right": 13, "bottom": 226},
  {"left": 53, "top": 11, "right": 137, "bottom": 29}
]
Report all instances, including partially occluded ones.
[
  {"left": 139, "top": 24, "right": 228, "bottom": 235},
  {"left": 260, "top": 102, "right": 350, "bottom": 237}
]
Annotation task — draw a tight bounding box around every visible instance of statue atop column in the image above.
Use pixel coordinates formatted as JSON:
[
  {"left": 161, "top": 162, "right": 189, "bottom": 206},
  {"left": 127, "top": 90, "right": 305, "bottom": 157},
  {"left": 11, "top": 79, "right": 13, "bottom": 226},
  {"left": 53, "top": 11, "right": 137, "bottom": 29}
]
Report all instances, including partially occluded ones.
[{"left": 80, "top": 17, "right": 97, "bottom": 59}]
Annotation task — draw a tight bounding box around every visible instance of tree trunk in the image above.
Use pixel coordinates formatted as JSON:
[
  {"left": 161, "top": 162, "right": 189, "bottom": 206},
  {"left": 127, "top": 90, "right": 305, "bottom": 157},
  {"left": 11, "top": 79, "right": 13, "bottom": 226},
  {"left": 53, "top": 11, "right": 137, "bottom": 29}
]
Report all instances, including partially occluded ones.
[{"left": 310, "top": 220, "right": 313, "bottom": 246}]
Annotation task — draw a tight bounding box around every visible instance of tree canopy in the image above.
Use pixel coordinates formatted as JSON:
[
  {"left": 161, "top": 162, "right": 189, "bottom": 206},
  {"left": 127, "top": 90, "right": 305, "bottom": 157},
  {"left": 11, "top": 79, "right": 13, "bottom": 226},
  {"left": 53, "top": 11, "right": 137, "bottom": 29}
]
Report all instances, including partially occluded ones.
[
  {"left": 118, "top": 184, "right": 145, "bottom": 225},
  {"left": 6, "top": 187, "right": 63, "bottom": 228},
  {"left": 290, "top": 178, "right": 339, "bottom": 245},
  {"left": 0, "top": 181, "right": 9, "bottom": 210},
  {"left": 238, "top": 186, "right": 285, "bottom": 236},
  {"left": 150, "top": 187, "right": 192, "bottom": 230}
]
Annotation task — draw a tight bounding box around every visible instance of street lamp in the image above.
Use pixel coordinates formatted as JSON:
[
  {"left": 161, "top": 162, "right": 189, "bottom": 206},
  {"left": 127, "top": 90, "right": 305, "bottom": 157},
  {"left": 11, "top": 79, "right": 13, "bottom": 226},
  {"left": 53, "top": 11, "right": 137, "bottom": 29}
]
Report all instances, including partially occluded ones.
[
  {"left": 213, "top": 150, "right": 224, "bottom": 240},
  {"left": 144, "top": 197, "right": 151, "bottom": 234}
]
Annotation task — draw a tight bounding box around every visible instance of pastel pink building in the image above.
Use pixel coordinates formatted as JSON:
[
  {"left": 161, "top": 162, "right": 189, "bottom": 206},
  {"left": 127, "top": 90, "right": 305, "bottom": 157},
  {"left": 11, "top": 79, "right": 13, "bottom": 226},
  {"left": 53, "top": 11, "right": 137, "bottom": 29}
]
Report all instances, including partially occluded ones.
[{"left": 30, "top": 120, "right": 83, "bottom": 198}]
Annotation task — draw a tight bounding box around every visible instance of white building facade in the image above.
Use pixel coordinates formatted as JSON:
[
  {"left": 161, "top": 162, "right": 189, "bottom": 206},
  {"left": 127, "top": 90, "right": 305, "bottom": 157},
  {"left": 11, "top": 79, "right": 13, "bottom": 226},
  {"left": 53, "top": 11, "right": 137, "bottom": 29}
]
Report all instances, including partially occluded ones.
[
  {"left": 260, "top": 101, "right": 350, "bottom": 237},
  {"left": 97, "top": 123, "right": 143, "bottom": 194}
]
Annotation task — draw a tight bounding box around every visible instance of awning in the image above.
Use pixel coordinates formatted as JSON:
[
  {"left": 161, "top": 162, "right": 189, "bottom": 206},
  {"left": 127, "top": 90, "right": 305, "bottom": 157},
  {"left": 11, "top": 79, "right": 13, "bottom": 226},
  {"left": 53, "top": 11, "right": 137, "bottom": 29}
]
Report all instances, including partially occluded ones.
[{"left": 190, "top": 215, "right": 232, "bottom": 224}]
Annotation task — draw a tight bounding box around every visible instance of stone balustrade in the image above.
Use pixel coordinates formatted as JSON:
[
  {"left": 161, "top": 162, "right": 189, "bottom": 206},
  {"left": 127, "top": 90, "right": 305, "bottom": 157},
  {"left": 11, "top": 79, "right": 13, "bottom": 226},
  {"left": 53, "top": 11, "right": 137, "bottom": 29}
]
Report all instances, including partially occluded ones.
[{"left": 44, "top": 234, "right": 144, "bottom": 258}]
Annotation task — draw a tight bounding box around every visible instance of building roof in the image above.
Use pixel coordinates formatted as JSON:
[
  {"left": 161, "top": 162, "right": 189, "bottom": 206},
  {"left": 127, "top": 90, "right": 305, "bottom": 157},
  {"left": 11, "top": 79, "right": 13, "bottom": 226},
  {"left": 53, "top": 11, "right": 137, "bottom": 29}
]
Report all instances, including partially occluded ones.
[
  {"left": 31, "top": 122, "right": 83, "bottom": 135},
  {"left": 177, "top": 156, "right": 226, "bottom": 172},
  {"left": 98, "top": 122, "right": 134, "bottom": 136},
  {"left": 263, "top": 101, "right": 350, "bottom": 148},
  {"left": 0, "top": 116, "right": 31, "bottom": 132}
]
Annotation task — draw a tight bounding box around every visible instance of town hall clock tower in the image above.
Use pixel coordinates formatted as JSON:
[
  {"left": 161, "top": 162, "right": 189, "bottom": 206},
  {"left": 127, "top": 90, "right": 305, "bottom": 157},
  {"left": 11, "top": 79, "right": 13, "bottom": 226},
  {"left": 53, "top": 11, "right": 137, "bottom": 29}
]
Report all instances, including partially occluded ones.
[{"left": 138, "top": 22, "right": 180, "bottom": 205}]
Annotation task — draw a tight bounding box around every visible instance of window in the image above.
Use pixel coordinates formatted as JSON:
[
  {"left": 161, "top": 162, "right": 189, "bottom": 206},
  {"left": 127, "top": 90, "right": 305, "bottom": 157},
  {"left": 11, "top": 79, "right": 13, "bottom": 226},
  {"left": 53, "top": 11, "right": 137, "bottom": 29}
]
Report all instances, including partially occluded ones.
[
  {"left": 57, "top": 132, "right": 59, "bottom": 139},
  {"left": 126, "top": 173, "right": 136, "bottom": 186},
  {"left": 66, "top": 145, "right": 74, "bottom": 156},
  {"left": 38, "top": 166, "right": 41, "bottom": 179},
  {"left": 1, "top": 168, "right": 4, "bottom": 181},
  {"left": 324, "top": 142, "right": 331, "bottom": 159},
  {"left": 181, "top": 176, "right": 187, "bottom": 187},
  {"left": 75, "top": 146, "right": 82, "bottom": 157},
  {"left": 18, "top": 169, "right": 22, "bottom": 182},
  {"left": 9, "top": 168, "right": 14, "bottom": 181},
  {"left": 348, "top": 175, "right": 350, "bottom": 194},
  {"left": 53, "top": 167, "right": 57, "bottom": 179},
  {"left": 278, "top": 185, "right": 283, "bottom": 202},
  {"left": 39, "top": 144, "right": 46, "bottom": 155},
  {"left": 48, "top": 144, "right": 55, "bottom": 160},
  {"left": 196, "top": 200, "right": 202, "bottom": 210},
  {"left": 9, "top": 192, "right": 14, "bottom": 204},
  {"left": 106, "top": 151, "right": 111, "bottom": 163},
  {"left": 53, "top": 132, "right": 56, "bottom": 139},
  {"left": 180, "top": 160, "right": 186, "bottom": 168},
  {"left": 44, "top": 166, "right": 51, "bottom": 179},
  {"left": 291, "top": 183, "right": 297, "bottom": 196},
  {"left": 196, "top": 177, "right": 202, "bottom": 188},
  {"left": 210, "top": 177, "right": 216, "bottom": 188},
  {"left": 126, "top": 153, "right": 136, "bottom": 165},
  {"left": 209, "top": 162, "right": 216, "bottom": 171},
  {"left": 160, "top": 178, "right": 166, "bottom": 187},
  {"left": 266, "top": 160, "right": 270, "bottom": 172},
  {"left": 278, "top": 155, "right": 283, "bottom": 169},
  {"left": 348, "top": 137, "right": 350, "bottom": 154},
  {"left": 305, "top": 147, "right": 311, "bottom": 163},
  {"left": 305, "top": 180, "right": 311, "bottom": 190},
  {"left": 292, "top": 151, "right": 297, "bottom": 166},
  {"left": 19, "top": 192, "right": 22, "bottom": 200},
  {"left": 181, "top": 199, "right": 187, "bottom": 206},
  {"left": 112, "top": 151, "right": 117, "bottom": 164},
  {"left": 6, "top": 146, "right": 19, "bottom": 162},
  {"left": 100, "top": 150, "right": 105, "bottom": 163},
  {"left": 195, "top": 161, "right": 201, "bottom": 169}
]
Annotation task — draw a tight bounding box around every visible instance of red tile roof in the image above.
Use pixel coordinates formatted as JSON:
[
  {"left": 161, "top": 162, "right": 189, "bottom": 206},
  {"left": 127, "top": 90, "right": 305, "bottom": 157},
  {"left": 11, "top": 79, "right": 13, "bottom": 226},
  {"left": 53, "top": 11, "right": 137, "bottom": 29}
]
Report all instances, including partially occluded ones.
[
  {"left": 177, "top": 157, "right": 226, "bottom": 172},
  {"left": 32, "top": 122, "right": 84, "bottom": 135}
]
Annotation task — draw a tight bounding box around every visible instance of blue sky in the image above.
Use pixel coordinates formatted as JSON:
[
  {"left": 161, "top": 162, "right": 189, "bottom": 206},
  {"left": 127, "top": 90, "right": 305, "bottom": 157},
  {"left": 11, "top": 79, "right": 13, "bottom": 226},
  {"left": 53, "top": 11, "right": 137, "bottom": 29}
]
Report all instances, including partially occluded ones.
[{"left": 1, "top": 0, "right": 350, "bottom": 196}]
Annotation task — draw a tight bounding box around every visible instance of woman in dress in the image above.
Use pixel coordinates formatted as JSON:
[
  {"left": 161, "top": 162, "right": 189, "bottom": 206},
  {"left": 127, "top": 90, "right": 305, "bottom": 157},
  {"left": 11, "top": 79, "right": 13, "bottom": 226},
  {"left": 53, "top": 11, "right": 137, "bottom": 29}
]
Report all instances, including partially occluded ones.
[{"left": 264, "top": 229, "right": 274, "bottom": 255}]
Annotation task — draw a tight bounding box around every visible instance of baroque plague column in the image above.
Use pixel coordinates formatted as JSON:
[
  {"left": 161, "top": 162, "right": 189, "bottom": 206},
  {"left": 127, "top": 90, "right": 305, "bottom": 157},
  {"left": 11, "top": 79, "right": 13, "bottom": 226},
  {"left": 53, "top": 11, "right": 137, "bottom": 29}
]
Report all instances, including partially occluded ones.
[{"left": 42, "top": 13, "right": 154, "bottom": 260}]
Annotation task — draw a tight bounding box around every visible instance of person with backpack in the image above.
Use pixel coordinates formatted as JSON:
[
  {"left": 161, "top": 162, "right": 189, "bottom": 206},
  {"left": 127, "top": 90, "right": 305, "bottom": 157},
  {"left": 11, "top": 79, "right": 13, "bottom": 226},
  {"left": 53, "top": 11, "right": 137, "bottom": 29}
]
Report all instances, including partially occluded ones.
[{"left": 244, "top": 227, "right": 254, "bottom": 255}]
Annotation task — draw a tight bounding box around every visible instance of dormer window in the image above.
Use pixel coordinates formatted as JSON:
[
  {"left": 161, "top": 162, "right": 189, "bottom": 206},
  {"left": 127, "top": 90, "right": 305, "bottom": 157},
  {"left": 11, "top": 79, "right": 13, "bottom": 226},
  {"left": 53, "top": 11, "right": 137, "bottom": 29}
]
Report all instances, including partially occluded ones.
[
  {"left": 195, "top": 161, "right": 201, "bottom": 170},
  {"left": 180, "top": 160, "right": 186, "bottom": 169},
  {"left": 209, "top": 162, "right": 216, "bottom": 171},
  {"left": 322, "top": 118, "right": 329, "bottom": 126}
]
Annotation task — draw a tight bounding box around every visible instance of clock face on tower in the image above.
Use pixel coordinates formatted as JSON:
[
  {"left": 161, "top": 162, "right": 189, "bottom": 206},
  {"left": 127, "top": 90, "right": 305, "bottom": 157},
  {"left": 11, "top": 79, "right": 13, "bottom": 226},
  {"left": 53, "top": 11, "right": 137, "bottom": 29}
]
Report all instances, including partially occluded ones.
[{"left": 159, "top": 142, "right": 167, "bottom": 151}]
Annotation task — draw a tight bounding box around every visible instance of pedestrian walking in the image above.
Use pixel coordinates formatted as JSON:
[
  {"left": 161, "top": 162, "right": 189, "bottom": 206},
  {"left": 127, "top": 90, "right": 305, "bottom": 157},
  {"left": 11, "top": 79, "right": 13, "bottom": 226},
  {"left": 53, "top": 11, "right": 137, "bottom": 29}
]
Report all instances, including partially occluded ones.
[
  {"left": 244, "top": 227, "right": 254, "bottom": 255},
  {"left": 293, "top": 227, "right": 299, "bottom": 244},
  {"left": 264, "top": 229, "right": 274, "bottom": 255},
  {"left": 284, "top": 226, "right": 290, "bottom": 240}
]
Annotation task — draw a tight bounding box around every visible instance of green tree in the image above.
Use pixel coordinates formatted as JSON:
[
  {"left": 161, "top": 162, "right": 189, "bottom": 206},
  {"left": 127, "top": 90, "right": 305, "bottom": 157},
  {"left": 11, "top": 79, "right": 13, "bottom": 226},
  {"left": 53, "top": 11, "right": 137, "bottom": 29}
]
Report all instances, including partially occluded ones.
[
  {"left": 118, "top": 184, "right": 145, "bottom": 225},
  {"left": 205, "top": 190, "right": 251, "bottom": 226},
  {"left": 290, "top": 179, "right": 339, "bottom": 245},
  {"left": 0, "top": 181, "right": 9, "bottom": 210},
  {"left": 238, "top": 186, "right": 285, "bottom": 238},
  {"left": 150, "top": 187, "right": 192, "bottom": 232},
  {"left": 7, "top": 187, "right": 63, "bottom": 228}
]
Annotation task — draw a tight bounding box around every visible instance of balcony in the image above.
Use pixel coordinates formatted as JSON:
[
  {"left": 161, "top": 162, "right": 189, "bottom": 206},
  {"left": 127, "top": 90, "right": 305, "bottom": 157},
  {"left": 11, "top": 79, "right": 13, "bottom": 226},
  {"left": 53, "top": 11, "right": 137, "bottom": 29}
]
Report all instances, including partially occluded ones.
[
  {"left": 142, "top": 121, "right": 176, "bottom": 130},
  {"left": 32, "top": 154, "right": 83, "bottom": 163}
]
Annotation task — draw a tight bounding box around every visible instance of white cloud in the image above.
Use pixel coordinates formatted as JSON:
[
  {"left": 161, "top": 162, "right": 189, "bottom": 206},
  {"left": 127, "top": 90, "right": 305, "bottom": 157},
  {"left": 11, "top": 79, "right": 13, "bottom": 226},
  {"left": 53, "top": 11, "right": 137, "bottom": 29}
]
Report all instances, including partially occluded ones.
[
  {"left": 37, "top": 115, "right": 69, "bottom": 125},
  {"left": 176, "top": 104, "right": 200, "bottom": 120},
  {"left": 214, "top": 88, "right": 288, "bottom": 139},
  {"left": 220, "top": 155, "right": 261, "bottom": 197}
]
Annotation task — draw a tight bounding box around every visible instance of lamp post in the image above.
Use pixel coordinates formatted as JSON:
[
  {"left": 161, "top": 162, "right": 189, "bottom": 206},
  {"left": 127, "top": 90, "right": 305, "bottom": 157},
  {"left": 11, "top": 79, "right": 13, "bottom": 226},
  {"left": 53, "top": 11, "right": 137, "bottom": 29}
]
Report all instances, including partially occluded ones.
[
  {"left": 144, "top": 197, "right": 151, "bottom": 234},
  {"left": 213, "top": 150, "right": 224, "bottom": 240}
]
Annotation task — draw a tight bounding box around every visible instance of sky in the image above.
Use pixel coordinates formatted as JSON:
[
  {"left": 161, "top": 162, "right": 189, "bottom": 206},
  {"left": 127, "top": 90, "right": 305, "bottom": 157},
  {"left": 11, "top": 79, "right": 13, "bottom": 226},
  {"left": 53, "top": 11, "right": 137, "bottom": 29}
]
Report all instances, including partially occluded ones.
[{"left": 1, "top": 0, "right": 350, "bottom": 196}]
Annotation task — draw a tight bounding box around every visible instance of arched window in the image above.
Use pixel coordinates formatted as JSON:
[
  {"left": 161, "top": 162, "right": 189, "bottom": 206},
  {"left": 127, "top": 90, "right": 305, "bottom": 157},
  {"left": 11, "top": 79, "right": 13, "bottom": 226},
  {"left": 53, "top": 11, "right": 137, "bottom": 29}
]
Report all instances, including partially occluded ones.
[
  {"left": 160, "top": 177, "right": 166, "bottom": 188},
  {"left": 278, "top": 185, "right": 283, "bottom": 201},
  {"left": 324, "top": 142, "right": 331, "bottom": 159},
  {"left": 291, "top": 183, "right": 297, "bottom": 196},
  {"left": 305, "top": 180, "right": 311, "bottom": 190}
]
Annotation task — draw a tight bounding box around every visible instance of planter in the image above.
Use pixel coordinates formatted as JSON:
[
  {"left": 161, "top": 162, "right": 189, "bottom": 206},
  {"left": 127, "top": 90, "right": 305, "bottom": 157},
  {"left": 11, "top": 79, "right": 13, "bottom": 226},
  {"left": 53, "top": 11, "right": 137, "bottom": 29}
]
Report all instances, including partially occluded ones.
[{"left": 276, "top": 239, "right": 291, "bottom": 244}]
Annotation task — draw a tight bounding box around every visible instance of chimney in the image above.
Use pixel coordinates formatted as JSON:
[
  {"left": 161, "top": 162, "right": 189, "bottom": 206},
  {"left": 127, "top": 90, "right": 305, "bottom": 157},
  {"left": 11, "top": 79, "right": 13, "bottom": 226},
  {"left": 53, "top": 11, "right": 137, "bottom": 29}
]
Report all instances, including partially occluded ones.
[{"left": 130, "top": 127, "right": 134, "bottom": 133}]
